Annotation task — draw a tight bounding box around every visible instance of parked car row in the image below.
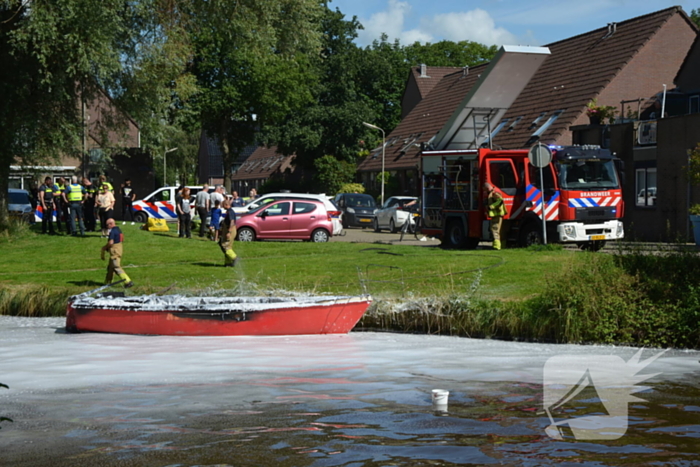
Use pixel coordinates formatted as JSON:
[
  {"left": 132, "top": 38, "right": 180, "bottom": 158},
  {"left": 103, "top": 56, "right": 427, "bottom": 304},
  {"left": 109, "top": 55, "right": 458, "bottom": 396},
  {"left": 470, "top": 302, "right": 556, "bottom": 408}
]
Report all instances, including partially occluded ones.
[{"left": 20, "top": 183, "right": 422, "bottom": 242}]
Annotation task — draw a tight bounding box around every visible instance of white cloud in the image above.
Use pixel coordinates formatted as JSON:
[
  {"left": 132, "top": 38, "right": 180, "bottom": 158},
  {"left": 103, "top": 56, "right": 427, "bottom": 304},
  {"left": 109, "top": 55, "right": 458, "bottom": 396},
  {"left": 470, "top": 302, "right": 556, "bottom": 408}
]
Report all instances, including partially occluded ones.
[
  {"left": 355, "top": 2, "right": 519, "bottom": 47},
  {"left": 400, "top": 28, "right": 434, "bottom": 44},
  {"left": 356, "top": 0, "right": 412, "bottom": 45},
  {"left": 421, "top": 9, "right": 519, "bottom": 46}
]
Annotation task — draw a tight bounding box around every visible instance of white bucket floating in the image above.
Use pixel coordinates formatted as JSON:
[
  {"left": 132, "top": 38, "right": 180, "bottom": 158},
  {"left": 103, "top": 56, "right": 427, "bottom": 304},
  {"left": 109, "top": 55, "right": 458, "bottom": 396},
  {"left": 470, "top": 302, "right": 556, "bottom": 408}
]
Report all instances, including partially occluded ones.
[{"left": 432, "top": 389, "right": 449, "bottom": 408}]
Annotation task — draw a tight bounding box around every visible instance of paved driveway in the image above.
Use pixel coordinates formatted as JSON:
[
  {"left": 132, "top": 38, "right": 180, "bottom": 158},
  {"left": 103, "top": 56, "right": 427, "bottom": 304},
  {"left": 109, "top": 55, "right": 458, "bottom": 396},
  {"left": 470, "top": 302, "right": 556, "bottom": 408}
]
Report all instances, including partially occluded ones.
[
  {"left": 333, "top": 226, "right": 442, "bottom": 247},
  {"left": 332, "top": 227, "right": 694, "bottom": 253}
]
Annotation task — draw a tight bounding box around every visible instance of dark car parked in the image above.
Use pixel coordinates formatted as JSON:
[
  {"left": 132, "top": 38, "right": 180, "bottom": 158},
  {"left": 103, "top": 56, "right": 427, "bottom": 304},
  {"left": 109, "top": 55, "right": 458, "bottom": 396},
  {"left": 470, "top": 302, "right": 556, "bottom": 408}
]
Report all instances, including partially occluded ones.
[{"left": 334, "top": 193, "right": 377, "bottom": 228}]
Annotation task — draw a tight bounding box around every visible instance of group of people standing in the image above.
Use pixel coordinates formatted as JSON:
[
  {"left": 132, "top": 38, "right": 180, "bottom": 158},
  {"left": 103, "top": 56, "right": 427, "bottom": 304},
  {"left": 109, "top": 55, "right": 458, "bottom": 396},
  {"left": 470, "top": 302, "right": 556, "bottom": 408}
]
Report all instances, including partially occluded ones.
[
  {"left": 38, "top": 175, "right": 136, "bottom": 238},
  {"left": 172, "top": 183, "right": 257, "bottom": 267}
]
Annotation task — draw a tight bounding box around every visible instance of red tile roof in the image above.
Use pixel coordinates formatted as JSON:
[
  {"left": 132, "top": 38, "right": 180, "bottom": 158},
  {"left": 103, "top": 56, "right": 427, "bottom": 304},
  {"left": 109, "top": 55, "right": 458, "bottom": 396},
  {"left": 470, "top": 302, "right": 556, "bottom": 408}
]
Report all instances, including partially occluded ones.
[
  {"left": 359, "top": 6, "right": 691, "bottom": 172},
  {"left": 231, "top": 146, "right": 295, "bottom": 181},
  {"left": 411, "top": 66, "right": 463, "bottom": 100},
  {"left": 358, "top": 65, "right": 486, "bottom": 172},
  {"left": 495, "top": 6, "right": 690, "bottom": 149}
]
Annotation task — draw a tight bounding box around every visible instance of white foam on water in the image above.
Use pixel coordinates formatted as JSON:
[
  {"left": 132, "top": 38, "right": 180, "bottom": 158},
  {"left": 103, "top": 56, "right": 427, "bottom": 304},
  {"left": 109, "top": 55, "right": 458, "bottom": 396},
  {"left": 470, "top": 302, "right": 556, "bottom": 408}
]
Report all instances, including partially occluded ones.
[{"left": 1, "top": 316, "right": 699, "bottom": 393}]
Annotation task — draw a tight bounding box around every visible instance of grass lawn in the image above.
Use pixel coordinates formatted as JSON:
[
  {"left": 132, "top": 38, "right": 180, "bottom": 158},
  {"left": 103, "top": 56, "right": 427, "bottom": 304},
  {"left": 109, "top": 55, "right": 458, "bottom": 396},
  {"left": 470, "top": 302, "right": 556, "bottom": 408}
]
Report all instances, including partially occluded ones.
[{"left": 0, "top": 222, "right": 577, "bottom": 302}]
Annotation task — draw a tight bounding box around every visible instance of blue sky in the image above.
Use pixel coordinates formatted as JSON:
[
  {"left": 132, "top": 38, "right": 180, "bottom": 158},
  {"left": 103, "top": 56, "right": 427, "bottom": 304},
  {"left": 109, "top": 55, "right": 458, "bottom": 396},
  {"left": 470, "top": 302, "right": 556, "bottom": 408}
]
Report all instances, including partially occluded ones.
[{"left": 329, "top": 0, "right": 695, "bottom": 47}]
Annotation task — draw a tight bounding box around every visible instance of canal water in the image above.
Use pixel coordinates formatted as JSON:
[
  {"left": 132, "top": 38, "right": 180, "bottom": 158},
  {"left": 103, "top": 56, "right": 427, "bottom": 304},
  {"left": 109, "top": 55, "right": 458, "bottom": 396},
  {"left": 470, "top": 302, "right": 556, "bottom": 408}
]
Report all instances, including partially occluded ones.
[{"left": 1, "top": 316, "right": 699, "bottom": 466}]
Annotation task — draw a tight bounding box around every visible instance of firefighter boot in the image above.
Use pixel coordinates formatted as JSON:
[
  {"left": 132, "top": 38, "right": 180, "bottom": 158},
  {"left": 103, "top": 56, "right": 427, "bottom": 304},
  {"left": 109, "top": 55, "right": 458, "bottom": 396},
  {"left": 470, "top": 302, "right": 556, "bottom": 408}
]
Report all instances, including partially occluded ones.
[
  {"left": 117, "top": 272, "right": 133, "bottom": 288},
  {"left": 493, "top": 239, "right": 501, "bottom": 250},
  {"left": 224, "top": 249, "right": 237, "bottom": 267}
]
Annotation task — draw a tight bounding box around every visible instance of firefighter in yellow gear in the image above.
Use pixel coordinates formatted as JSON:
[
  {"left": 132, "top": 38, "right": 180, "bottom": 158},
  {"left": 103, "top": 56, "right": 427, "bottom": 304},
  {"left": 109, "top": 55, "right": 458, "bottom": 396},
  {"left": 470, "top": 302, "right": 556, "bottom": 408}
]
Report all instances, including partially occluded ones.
[
  {"left": 101, "top": 218, "right": 134, "bottom": 287},
  {"left": 218, "top": 198, "right": 239, "bottom": 267},
  {"left": 484, "top": 182, "right": 507, "bottom": 250}
]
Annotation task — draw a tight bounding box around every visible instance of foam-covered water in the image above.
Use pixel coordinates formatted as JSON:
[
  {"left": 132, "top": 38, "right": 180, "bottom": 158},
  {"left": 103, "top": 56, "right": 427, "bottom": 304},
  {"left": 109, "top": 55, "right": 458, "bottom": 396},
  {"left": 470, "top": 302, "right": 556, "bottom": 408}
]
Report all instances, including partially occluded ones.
[{"left": 1, "top": 316, "right": 699, "bottom": 466}]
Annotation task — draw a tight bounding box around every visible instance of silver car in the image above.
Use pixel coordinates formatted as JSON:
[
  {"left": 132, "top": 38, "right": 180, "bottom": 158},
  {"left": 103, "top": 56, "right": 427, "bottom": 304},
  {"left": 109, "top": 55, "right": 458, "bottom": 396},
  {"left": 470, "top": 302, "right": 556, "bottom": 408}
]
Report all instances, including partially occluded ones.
[
  {"left": 8, "top": 188, "right": 34, "bottom": 223},
  {"left": 373, "top": 196, "right": 418, "bottom": 233}
]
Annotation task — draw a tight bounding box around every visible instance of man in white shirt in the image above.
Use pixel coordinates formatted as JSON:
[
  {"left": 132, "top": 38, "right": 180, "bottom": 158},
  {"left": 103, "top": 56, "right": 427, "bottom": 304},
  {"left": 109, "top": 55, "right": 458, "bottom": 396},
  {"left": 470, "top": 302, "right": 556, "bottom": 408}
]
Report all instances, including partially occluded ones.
[{"left": 209, "top": 185, "right": 225, "bottom": 210}]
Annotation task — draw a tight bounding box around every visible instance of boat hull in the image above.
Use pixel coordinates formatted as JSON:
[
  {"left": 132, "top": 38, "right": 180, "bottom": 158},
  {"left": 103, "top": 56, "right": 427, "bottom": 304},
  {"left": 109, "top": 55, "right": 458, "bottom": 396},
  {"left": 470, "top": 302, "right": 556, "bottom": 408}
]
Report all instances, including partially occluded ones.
[{"left": 66, "top": 295, "right": 372, "bottom": 336}]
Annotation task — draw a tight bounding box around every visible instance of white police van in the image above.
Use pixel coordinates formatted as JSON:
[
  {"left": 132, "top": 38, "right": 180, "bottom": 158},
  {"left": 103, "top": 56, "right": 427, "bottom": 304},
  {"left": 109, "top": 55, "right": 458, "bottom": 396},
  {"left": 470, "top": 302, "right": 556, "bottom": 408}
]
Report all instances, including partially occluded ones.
[{"left": 132, "top": 186, "right": 213, "bottom": 223}]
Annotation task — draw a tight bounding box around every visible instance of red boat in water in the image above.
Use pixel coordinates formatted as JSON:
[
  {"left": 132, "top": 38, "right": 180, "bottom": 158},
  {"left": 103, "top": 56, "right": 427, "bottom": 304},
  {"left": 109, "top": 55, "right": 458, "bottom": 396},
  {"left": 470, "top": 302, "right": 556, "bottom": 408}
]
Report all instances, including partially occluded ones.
[{"left": 66, "top": 294, "right": 372, "bottom": 336}]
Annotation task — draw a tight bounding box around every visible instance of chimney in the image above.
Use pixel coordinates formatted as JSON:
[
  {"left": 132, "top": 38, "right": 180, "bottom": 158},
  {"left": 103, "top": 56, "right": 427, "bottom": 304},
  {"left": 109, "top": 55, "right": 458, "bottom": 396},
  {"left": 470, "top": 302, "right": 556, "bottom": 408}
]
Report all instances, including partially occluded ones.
[
  {"left": 420, "top": 63, "right": 428, "bottom": 78},
  {"left": 602, "top": 22, "right": 617, "bottom": 39}
]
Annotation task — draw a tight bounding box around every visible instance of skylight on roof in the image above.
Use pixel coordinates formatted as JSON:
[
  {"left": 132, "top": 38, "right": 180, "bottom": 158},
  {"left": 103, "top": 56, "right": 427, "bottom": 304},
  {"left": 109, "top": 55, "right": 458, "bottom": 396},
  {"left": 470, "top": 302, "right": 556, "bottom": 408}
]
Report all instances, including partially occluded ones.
[
  {"left": 484, "top": 118, "right": 510, "bottom": 144},
  {"left": 531, "top": 110, "right": 564, "bottom": 137},
  {"left": 528, "top": 112, "right": 547, "bottom": 130},
  {"left": 507, "top": 116, "right": 523, "bottom": 131}
]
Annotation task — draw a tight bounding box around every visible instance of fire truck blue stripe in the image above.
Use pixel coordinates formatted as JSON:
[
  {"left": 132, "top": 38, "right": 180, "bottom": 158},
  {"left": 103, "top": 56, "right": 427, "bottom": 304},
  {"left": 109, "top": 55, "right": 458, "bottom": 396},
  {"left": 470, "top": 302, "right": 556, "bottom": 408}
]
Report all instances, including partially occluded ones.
[
  {"left": 526, "top": 185, "right": 540, "bottom": 202},
  {"left": 569, "top": 198, "right": 600, "bottom": 208}
]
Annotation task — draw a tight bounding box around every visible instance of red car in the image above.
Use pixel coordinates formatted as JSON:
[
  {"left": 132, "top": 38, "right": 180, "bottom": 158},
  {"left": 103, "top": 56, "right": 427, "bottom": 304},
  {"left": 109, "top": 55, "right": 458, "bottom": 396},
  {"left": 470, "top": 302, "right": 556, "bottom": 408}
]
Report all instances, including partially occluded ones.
[{"left": 235, "top": 199, "right": 334, "bottom": 242}]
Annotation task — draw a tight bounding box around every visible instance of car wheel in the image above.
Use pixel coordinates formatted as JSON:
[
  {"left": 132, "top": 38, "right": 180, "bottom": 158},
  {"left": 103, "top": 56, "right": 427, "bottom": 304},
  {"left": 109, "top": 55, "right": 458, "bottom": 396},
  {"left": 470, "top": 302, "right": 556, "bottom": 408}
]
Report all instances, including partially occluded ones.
[
  {"left": 373, "top": 217, "right": 381, "bottom": 232},
  {"left": 311, "top": 229, "right": 330, "bottom": 243},
  {"left": 237, "top": 227, "right": 256, "bottom": 242},
  {"left": 518, "top": 222, "right": 543, "bottom": 247},
  {"left": 134, "top": 211, "right": 148, "bottom": 224},
  {"left": 389, "top": 218, "right": 396, "bottom": 233}
]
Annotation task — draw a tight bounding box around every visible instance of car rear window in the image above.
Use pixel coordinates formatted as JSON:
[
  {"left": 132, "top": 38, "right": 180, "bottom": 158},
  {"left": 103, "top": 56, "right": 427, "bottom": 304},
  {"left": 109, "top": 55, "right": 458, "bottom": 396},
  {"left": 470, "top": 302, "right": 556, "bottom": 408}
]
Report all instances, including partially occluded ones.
[{"left": 9, "top": 192, "right": 30, "bottom": 204}]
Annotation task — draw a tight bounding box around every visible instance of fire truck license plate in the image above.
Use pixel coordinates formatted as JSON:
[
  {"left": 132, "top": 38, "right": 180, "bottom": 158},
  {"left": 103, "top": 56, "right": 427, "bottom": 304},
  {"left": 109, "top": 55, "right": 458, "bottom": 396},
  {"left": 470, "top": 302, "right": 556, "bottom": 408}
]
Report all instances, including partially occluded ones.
[{"left": 590, "top": 235, "right": 605, "bottom": 241}]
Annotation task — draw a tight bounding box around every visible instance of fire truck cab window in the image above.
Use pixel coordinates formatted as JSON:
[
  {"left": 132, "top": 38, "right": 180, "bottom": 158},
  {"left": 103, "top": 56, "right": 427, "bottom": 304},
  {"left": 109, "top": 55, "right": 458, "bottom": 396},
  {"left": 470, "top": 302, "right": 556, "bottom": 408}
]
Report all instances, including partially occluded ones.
[
  {"left": 528, "top": 163, "right": 555, "bottom": 190},
  {"left": 488, "top": 160, "right": 517, "bottom": 195}
]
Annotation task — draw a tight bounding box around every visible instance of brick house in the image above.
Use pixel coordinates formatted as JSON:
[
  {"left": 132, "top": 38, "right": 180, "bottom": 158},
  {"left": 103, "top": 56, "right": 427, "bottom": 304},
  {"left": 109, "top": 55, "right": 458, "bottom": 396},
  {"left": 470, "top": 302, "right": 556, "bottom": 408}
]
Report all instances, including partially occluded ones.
[
  {"left": 230, "top": 145, "right": 295, "bottom": 198},
  {"left": 357, "top": 7, "right": 698, "bottom": 204},
  {"left": 10, "top": 90, "right": 146, "bottom": 215},
  {"left": 400, "top": 65, "right": 462, "bottom": 120},
  {"left": 573, "top": 19, "right": 700, "bottom": 242}
]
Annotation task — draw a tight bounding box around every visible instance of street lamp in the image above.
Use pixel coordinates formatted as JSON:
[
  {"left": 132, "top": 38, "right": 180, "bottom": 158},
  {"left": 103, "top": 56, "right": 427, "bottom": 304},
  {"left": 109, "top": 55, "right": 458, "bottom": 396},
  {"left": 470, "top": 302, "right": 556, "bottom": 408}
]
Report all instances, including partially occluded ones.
[
  {"left": 164, "top": 147, "right": 178, "bottom": 186},
  {"left": 362, "top": 122, "right": 385, "bottom": 205}
]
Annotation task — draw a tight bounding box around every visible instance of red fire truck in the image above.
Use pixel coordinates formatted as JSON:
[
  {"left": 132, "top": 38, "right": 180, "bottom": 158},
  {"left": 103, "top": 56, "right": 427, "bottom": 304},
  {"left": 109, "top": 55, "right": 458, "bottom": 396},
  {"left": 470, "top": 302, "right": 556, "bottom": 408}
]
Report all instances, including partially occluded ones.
[{"left": 419, "top": 145, "right": 624, "bottom": 250}]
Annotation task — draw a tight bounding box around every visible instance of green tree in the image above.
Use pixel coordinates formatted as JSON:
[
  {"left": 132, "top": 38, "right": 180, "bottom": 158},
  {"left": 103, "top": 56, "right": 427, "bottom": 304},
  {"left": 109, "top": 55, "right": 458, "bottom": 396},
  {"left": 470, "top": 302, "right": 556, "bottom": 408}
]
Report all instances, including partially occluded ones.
[
  {"left": 186, "top": 0, "right": 323, "bottom": 191},
  {"left": 266, "top": 7, "right": 375, "bottom": 169},
  {"left": 358, "top": 35, "right": 411, "bottom": 133},
  {"left": 403, "top": 40, "right": 498, "bottom": 68},
  {"left": 691, "top": 8, "right": 700, "bottom": 28},
  {"left": 110, "top": 3, "right": 200, "bottom": 188},
  {"left": 314, "top": 155, "right": 356, "bottom": 194},
  {"left": 0, "top": 0, "right": 188, "bottom": 230}
]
